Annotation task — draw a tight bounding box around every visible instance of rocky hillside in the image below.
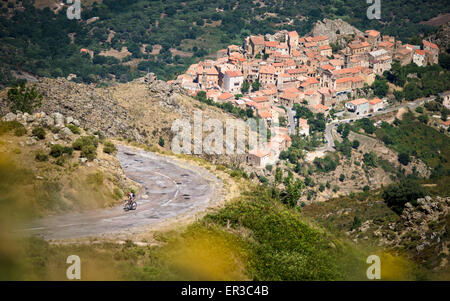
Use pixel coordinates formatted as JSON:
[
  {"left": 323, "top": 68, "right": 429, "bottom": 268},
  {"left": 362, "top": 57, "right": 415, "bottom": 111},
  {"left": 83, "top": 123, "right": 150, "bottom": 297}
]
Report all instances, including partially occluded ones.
[
  {"left": 0, "top": 74, "right": 239, "bottom": 148},
  {"left": 428, "top": 21, "right": 450, "bottom": 52},
  {"left": 310, "top": 18, "right": 363, "bottom": 44},
  {"left": 0, "top": 110, "right": 137, "bottom": 216}
]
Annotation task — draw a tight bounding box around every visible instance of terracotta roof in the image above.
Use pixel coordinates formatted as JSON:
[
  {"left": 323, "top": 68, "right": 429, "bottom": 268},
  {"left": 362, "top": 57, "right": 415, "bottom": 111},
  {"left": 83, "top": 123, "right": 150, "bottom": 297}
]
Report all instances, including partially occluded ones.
[
  {"left": 258, "top": 111, "right": 272, "bottom": 119},
  {"left": 423, "top": 40, "right": 438, "bottom": 50},
  {"left": 265, "top": 41, "right": 280, "bottom": 47},
  {"left": 250, "top": 35, "right": 265, "bottom": 45},
  {"left": 299, "top": 118, "right": 308, "bottom": 127},
  {"left": 225, "top": 70, "right": 243, "bottom": 77},
  {"left": 365, "top": 30, "right": 380, "bottom": 37},
  {"left": 314, "top": 104, "right": 329, "bottom": 111},
  {"left": 279, "top": 93, "right": 298, "bottom": 100},
  {"left": 252, "top": 96, "right": 269, "bottom": 103},
  {"left": 369, "top": 98, "right": 382, "bottom": 105},
  {"left": 333, "top": 67, "right": 361, "bottom": 75},
  {"left": 218, "top": 92, "right": 234, "bottom": 100},
  {"left": 312, "top": 36, "right": 328, "bottom": 42},
  {"left": 259, "top": 65, "right": 276, "bottom": 74},
  {"left": 348, "top": 98, "right": 369, "bottom": 106},
  {"left": 321, "top": 64, "right": 335, "bottom": 71},
  {"left": 415, "top": 49, "right": 425, "bottom": 56},
  {"left": 288, "top": 31, "right": 299, "bottom": 37}
]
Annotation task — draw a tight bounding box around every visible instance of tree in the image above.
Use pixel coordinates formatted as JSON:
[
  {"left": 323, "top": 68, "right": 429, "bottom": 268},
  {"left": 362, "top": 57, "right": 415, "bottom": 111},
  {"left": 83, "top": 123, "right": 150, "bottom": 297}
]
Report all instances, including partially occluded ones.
[
  {"left": 418, "top": 114, "right": 429, "bottom": 124},
  {"left": 398, "top": 152, "right": 411, "bottom": 166},
  {"left": 251, "top": 81, "right": 261, "bottom": 92},
  {"left": 241, "top": 81, "right": 250, "bottom": 93},
  {"left": 393, "top": 90, "right": 404, "bottom": 102},
  {"left": 350, "top": 216, "right": 362, "bottom": 230},
  {"left": 7, "top": 82, "right": 43, "bottom": 114},
  {"left": 275, "top": 167, "right": 283, "bottom": 184},
  {"left": 363, "top": 152, "right": 378, "bottom": 168},
  {"left": 371, "top": 78, "right": 389, "bottom": 98},
  {"left": 441, "top": 108, "right": 449, "bottom": 121},
  {"left": 352, "top": 140, "right": 360, "bottom": 149},
  {"left": 382, "top": 179, "right": 427, "bottom": 214},
  {"left": 282, "top": 179, "right": 304, "bottom": 207},
  {"left": 159, "top": 136, "right": 165, "bottom": 147}
]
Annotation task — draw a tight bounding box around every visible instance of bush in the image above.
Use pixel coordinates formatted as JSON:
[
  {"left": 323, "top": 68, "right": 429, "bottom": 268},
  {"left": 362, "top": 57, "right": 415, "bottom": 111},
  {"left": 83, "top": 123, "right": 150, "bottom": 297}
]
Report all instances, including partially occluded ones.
[
  {"left": 398, "top": 152, "right": 411, "bottom": 166},
  {"left": 0, "top": 121, "right": 25, "bottom": 136},
  {"left": 351, "top": 216, "right": 362, "bottom": 230},
  {"left": 363, "top": 152, "right": 378, "bottom": 168},
  {"left": 14, "top": 126, "right": 27, "bottom": 136},
  {"left": 339, "top": 174, "right": 345, "bottom": 182},
  {"left": 73, "top": 135, "right": 98, "bottom": 161},
  {"left": 7, "top": 83, "right": 43, "bottom": 114},
  {"left": 158, "top": 136, "right": 165, "bottom": 147},
  {"left": 81, "top": 144, "right": 97, "bottom": 161},
  {"left": 103, "top": 141, "right": 117, "bottom": 154},
  {"left": 55, "top": 157, "right": 65, "bottom": 166},
  {"left": 382, "top": 179, "right": 427, "bottom": 214},
  {"left": 35, "top": 151, "right": 48, "bottom": 162},
  {"left": 32, "top": 127, "right": 46, "bottom": 140},
  {"left": 63, "top": 146, "right": 73, "bottom": 156},
  {"left": 67, "top": 124, "right": 81, "bottom": 134},
  {"left": 50, "top": 144, "right": 64, "bottom": 158}
]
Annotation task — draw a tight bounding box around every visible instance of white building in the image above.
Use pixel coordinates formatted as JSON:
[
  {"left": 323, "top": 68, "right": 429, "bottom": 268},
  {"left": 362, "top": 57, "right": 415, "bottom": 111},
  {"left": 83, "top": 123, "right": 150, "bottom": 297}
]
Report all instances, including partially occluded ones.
[
  {"left": 345, "top": 98, "right": 370, "bottom": 115},
  {"left": 222, "top": 70, "right": 244, "bottom": 94},
  {"left": 369, "top": 98, "right": 384, "bottom": 112},
  {"left": 413, "top": 49, "right": 426, "bottom": 67},
  {"left": 298, "top": 118, "right": 309, "bottom": 136}
]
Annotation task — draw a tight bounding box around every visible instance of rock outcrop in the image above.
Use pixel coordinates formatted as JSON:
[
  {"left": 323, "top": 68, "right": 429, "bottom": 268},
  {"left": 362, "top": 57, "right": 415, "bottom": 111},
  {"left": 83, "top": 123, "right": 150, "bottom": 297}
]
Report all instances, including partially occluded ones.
[{"left": 311, "top": 18, "right": 363, "bottom": 44}]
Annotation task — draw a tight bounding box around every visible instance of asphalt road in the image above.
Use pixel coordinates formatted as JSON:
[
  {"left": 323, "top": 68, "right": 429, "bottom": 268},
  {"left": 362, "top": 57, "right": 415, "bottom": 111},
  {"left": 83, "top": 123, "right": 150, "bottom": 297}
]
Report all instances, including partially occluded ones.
[{"left": 19, "top": 146, "right": 222, "bottom": 240}]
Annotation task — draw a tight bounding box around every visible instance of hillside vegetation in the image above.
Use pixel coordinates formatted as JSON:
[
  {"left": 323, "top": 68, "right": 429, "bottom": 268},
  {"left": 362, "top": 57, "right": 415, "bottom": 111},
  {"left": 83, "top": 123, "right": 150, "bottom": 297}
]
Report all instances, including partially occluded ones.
[{"left": 1, "top": 0, "right": 448, "bottom": 85}]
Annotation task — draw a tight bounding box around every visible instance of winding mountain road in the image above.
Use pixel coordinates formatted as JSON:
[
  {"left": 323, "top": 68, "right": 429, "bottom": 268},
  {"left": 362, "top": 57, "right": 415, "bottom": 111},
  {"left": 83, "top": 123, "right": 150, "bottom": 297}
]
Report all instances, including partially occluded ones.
[{"left": 20, "top": 146, "right": 222, "bottom": 240}]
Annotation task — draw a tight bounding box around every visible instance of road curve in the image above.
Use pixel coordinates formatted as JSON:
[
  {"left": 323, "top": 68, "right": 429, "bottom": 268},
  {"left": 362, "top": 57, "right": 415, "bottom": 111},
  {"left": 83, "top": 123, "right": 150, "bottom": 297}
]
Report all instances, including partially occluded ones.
[{"left": 19, "top": 146, "right": 222, "bottom": 240}]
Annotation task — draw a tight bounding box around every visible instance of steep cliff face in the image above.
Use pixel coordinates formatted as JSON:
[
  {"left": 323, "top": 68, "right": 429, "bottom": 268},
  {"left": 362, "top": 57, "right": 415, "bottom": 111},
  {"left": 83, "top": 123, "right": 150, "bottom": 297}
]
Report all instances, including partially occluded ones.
[{"left": 310, "top": 18, "right": 363, "bottom": 44}]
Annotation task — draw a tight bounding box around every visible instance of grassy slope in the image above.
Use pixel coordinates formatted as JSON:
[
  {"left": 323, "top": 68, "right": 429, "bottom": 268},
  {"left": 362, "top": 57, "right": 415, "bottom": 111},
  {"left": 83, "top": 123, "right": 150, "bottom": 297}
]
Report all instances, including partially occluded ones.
[
  {"left": 3, "top": 183, "right": 425, "bottom": 281},
  {"left": 375, "top": 111, "right": 450, "bottom": 196}
]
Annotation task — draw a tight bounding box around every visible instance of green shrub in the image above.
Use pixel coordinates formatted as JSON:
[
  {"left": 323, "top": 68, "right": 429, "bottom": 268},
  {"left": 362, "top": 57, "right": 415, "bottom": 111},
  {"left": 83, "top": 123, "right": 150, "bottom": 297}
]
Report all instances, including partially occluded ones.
[
  {"left": 351, "top": 216, "right": 362, "bottom": 230},
  {"left": 35, "top": 151, "right": 48, "bottom": 162},
  {"left": 63, "top": 146, "right": 73, "bottom": 156},
  {"left": 398, "top": 152, "right": 411, "bottom": 166},
  {"left": 0, "top": 120, "right": 25, "bottom": 136},
  {"left": 81, "top": 144, "right": 97, "bottom": 161},
  {"left": 55, "top": 157, "right": 65, "bottom": 166},
  {"left": 32, "top": 127, "right": 46, "bottom": 140},
  {"left": 72, "top": 136, "right": 98, "bottom": 160},
  {"left": 158, "top": 136, "right": 165, "bottom": 147},
  {"left": 72, "top": 135, "right": 99, "bottom": 150},
  {"left": 49, "top": 144, "right": 64, "bottom": 158},
  {"left": 67, "top": 124, "right": 81, "bottom": 134},
  {"left": 363, "top": 152, "right": 378, "bottom": 168},
  {"left": 103, "top": 141, "right": 117, "bottom": 154},
  {"left": 382, "top": 179, "right": 428, "bottom": 214}
]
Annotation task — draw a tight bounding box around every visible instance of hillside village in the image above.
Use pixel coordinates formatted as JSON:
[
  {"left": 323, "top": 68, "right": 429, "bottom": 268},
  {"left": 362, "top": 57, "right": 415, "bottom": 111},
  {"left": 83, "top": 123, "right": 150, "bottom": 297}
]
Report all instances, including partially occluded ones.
[{"left": 173, "top": 28, "right": 440, "bottom": 167}]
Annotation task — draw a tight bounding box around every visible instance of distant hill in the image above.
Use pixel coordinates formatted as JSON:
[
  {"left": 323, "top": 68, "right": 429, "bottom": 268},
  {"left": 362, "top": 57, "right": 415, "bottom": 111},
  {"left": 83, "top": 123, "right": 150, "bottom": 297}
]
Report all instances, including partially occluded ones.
[{"left": 0, "top": 0, "right": 449, "bottom": 86}]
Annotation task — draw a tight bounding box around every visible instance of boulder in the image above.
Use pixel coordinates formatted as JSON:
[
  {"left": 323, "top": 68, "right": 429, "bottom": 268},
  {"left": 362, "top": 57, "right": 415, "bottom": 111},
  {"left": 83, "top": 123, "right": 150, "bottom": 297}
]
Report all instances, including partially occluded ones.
[
  {"left": 2, "top": 112, "right": 16, "bottom": 122},
  {"left": 25, "top": 137, "right": 37, "bottom": 146},
  {"left": 60, "top": 127, "right": 73, "bottom": 139},
  {"left": 52, "top": 112, "right": 65, "bottom": 128}
]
